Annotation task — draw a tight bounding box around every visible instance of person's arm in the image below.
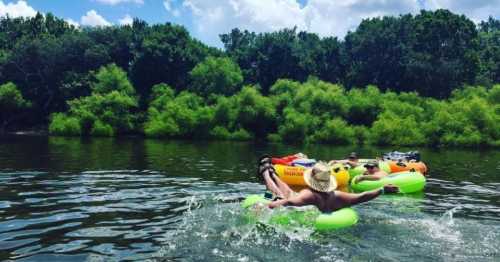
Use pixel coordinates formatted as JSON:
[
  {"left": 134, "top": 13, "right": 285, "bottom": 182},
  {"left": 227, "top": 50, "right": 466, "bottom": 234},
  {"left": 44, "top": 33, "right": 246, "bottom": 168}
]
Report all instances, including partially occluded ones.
[
  {"left": 335, "top": 185, "right": 399, "bottom": 206},
  {"left": 355, "top": 174, "right": 384, "bottom": 182},
  {"left": 268, "top": 190, "right": 314, "bottom": 209}
]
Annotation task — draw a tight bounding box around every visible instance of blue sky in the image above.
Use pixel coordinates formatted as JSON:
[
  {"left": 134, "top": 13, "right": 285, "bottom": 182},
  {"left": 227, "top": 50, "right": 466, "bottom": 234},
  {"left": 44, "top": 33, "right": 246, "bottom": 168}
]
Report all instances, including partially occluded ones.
[{"left": 1, "top": 0, "right": 499, "bottom": 47}]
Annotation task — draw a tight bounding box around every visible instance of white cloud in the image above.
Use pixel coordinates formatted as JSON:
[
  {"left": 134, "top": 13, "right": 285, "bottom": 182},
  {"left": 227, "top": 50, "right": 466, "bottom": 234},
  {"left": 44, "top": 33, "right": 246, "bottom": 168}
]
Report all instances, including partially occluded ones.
[
  {"left": 180, "top": 0, "right": 419, "bottom": 46},
  {"left": 0, "top": 1, "right": 81, "bottom": 30},
  {"left": 164, "top": 0, "right": 180, "bottom": 17},
  {"left": 175, "top": 0, "right": 500, "bottom": 47},
  {"left": 0, "top": 0, "right": 37, "bottom": 18},
  {"left": 118, "top": 14, "right": 133, "bottom": 25},
  {"left": 304, "top": 0, "right": 419, "bottom": 38},
  {"left": 422, "top": 0, "right": 500, "bottom": 23},
  {"left": 164, "top": 0, "right": 173, "bottom": 11},
  {"left": 95, "top": 0, "right": 143, "bottom": 5},
  {"left": 81, "top": 10, "right": 111, "bottom": 27}
]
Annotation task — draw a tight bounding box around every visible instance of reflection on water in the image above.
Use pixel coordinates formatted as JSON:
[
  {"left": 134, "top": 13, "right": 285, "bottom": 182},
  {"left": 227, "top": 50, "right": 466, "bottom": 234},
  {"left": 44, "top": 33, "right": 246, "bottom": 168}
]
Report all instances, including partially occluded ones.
[{"left": 0, "top": 135, "right": 499, "bottom": 261}]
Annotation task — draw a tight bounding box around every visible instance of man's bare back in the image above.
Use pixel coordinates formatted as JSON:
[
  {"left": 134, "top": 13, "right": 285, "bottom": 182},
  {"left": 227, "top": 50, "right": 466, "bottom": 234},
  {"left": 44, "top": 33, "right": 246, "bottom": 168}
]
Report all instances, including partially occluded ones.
[{"left": 269, "top": 185, "right": 398, "bottom": 213}]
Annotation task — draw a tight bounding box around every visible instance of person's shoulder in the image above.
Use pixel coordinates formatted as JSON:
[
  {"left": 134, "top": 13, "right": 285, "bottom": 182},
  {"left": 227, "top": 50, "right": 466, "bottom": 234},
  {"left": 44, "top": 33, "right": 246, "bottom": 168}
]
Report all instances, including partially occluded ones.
[
  {"left": 299, "top": 188, "right": 314, "bottom": 195},
  {"left": 298, "top": 188, "right": 317, "bottom": 199}
]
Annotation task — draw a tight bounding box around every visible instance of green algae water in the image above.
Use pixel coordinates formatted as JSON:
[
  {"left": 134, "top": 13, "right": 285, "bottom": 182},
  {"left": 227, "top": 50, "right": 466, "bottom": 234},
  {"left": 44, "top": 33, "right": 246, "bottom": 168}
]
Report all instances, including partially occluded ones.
[{"left": 0, "top": 135, "right": 499, "bottom": 261}]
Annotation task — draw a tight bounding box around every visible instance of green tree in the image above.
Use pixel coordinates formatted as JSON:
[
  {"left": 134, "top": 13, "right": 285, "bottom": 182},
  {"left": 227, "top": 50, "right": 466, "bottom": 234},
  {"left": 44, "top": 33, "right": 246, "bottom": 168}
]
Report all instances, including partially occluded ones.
[
  {"left": 370, "top": 111, "right": 426, "bottom": 146},
  {"left": 476, "top": 17, "right": 500, "bottom": 86},
  {"left": 407, "top": 10, "right": 479, "bottom": 97},
  {"left": 189, "top": 56, "right": 243, "bottom": 96},
  {"left": 234, "top": 85, "right": 276, "bottom": 138},
  {"left": 92, "top": 63, "right": 135, "bottom": 95},
  {"left": 130, "top": 23, "right": 217, "bottom": 99},
  {"left": 49, "top": 64, "right": 138, "bottom": 136},
  {"left": 308, "top": 118, "right": 357, "bottom": 145},
  {"left": 221, "top": 28, "right": 344, "bottom": 93},
  {"left": 345, "top": 10, "right": 479, "bottom": 97},
  {"left": 0, "top": 82, "right": 31, "bottom": 131},
  {"left": 144, "top": 84, "right": 215, "bottom": 138},
  {"left": 345, "top": 15, "right": 414, "bottom": 91}
]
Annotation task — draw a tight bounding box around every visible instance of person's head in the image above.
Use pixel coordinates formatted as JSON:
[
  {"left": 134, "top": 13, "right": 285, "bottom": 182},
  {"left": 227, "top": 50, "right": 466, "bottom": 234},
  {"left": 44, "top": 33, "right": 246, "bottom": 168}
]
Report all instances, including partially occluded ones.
[
  {"left": 347, "top": 152, "right": 358, "bottom": 162},
  {"left": 304, "top": 162, "right": 337, "bottom": 193},
  {"left": 364, "top": 162, "right": 379, "bottom": 174}
]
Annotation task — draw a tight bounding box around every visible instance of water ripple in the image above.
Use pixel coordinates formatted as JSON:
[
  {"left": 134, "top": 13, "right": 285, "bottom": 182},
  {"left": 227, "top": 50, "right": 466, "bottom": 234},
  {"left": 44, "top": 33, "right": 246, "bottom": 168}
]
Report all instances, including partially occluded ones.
[{"left": 0, "top": 140, "right": 500, "bottom": 261}]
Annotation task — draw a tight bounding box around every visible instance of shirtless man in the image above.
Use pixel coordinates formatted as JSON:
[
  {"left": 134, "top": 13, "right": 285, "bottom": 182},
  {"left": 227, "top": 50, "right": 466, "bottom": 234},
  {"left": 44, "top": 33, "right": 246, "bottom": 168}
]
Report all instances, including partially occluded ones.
[
  {"left": 258, "top": 158, "right": 398, "bottom": 213},
  {"left": 354, "top": 161, "right": 389, "bottom": 183}
]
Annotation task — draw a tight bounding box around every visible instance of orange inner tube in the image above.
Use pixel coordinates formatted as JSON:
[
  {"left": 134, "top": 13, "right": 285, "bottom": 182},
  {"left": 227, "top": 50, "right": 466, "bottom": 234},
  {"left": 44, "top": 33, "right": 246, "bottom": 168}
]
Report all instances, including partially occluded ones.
[{"left": 387, "top": 161, "right": 428, "bottom": 175}]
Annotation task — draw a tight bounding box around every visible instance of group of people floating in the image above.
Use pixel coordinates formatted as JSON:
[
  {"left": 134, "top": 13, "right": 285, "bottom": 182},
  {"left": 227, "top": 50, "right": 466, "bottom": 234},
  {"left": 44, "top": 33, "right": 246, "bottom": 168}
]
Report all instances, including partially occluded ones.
[{"left": 257, "top": 152, "right": 399, "bottom": 213}]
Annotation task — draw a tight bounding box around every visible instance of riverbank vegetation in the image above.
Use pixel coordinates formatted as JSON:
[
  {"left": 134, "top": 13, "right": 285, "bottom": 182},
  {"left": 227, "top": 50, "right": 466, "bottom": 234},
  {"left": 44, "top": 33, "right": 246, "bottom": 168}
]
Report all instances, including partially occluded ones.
[{"left": 0, "top": 10, "right": 499, "bottom": 147}]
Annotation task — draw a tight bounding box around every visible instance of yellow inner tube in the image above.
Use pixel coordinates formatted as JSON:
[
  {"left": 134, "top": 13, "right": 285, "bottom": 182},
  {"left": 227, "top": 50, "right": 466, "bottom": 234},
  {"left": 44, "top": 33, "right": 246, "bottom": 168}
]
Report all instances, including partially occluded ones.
[{"left": 274, "top": 163, "right": 349, "bottom": 188}]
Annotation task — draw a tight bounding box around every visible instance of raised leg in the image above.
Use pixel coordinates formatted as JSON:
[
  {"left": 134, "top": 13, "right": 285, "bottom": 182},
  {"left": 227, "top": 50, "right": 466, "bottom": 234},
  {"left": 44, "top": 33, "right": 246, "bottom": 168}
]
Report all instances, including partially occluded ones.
[
  {"left": 270, "top": 171, "right": 295, "bottom": 199},
  {"left": 262, "top": 169, "right": 286, "bottom": 199},
  {"left": 258, "top": 155, "right": 295, "bottom": 199}
]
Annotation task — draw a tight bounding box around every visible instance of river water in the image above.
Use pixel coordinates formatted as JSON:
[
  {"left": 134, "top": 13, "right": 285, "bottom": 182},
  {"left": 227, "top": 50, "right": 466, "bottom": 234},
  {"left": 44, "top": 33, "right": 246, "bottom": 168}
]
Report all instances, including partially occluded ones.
[{"left": 0, "top": 135, "right": 499, "bottom": 261}]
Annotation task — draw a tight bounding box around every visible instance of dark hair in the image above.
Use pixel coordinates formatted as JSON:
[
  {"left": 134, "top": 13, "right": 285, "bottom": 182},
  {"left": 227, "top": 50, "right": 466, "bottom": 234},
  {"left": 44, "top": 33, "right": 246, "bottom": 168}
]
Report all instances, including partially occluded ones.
[{"left": 364, "top": 162, "right": 378, "bottom": 168}]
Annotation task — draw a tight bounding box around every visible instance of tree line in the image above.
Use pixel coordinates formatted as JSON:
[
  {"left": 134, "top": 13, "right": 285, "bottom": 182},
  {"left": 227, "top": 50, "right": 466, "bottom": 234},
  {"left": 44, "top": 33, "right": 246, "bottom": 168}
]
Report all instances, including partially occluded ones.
[{"left": 0, "top": 10, "right": 499, "bottom": 146}]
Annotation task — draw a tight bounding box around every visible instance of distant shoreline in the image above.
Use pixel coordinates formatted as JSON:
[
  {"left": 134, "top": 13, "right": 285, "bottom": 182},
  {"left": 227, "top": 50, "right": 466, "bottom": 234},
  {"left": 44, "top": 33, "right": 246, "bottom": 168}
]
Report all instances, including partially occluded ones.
[{"left": 2, "top": 131, "right": 498, "bottom": 149}]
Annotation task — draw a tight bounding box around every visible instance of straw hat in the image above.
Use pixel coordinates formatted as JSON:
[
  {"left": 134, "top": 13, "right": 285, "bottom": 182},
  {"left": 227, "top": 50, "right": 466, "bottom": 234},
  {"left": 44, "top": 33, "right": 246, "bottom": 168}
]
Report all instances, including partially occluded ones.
[{"left": 303, "top": 162, "right": 337, "bottom": 192}]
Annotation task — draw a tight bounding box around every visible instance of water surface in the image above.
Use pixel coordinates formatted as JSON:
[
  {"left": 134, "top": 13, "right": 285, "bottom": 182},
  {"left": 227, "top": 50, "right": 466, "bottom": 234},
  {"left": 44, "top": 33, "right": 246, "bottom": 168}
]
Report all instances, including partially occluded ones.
[{"left": 0, "top": 135, "right": 499, "bottom": 261}]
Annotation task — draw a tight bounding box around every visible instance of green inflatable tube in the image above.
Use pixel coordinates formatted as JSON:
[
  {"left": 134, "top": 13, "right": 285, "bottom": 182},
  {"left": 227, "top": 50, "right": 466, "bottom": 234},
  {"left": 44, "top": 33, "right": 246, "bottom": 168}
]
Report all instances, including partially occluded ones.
[
  {"left": 241, "top": 195, "right": 358, "bottom": 231},
  {"left": 350, "top": 171, "right": 426, "bottom": 193},
  {"left": 347, "top": 161, "right": 391, "bottom": 180}
]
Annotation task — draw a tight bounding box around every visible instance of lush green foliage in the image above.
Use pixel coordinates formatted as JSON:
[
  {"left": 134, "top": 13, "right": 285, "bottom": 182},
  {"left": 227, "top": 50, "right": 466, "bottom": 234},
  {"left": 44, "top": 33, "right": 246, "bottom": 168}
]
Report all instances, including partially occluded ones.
[
  {"left": 189, "top": 56, "right": 243, "bottom": 96},
  {"left": 0, "top": 82, "right": 31, "bottom": 131},
  {"left": 477, "top": 18, "right": 500, "bottom": 86},
  {"left": 2, "top": 11, "right": 500, "bottom": 147},
  {"left": 140, "top": 77, "right": 500, "bottom": 147},
  {"left": 49, "top": 64, "right": 138, "bottom": 136},
  {"left": 0, "top": 82, "right": 30, "bottom": 112},
  {"left": 220, "top": 28, "right": 344, "bottom": 93},
  {"left": 144, "top": 84, "right": 214, "bottom": 138},
  {"left": 344, "top": 10, "right": 479, "bottom": 97}
]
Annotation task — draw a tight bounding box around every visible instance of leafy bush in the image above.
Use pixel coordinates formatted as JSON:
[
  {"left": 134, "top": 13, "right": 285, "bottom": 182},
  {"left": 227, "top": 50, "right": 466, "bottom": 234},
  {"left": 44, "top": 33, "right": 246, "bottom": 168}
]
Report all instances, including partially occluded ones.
[
  {"left": 91, "top": 120, "right": 114, "bottom": 137},
  {"left": 49, "top": 113, "right": 82, "bottom": 136},
  {"left": 209, "top": 126, "right": 232, "bottom": 139},
  {"left": 92, "top": 64, "right": 135, "bottom": 95},
  {"left": 189, "top": 56, "right": 243, "bottom": 96},
  {"left": 0, "top": 82, "right": 32, "bottom": 130},
  {"left": 308, "top": 118, "right": 357, "bottom": 145},
  {"left": 231, "top": 129, "right": 253, "bottom": 140},
  {"left": 423, "top": 93, "right": 500, "bottom": 146},
  {"left": 345, "top": 86, "right": 384, "bottom": 125},
  {"left": 369, "top": 111, "right": 426, "bottom": 146},
  {"left": 48, "top": 65, "right": 500, "bottom": 147},
  {"left": 144, "top": 88, "right": 215, "bottom": 138},
  {"left": 49, "top": 64, "right": 138, "bottom": 136},
  {"left": 234, "top": 86, "right": 276, "bottom": 138}
]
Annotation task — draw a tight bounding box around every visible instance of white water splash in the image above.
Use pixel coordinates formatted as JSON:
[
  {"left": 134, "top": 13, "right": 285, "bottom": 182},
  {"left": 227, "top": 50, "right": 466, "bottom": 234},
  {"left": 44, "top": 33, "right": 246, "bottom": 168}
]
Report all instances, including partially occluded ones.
[{"left": 425, "top": 207, "right": 462, "bottom": 243}]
